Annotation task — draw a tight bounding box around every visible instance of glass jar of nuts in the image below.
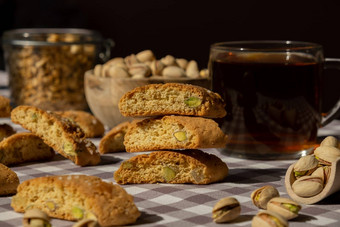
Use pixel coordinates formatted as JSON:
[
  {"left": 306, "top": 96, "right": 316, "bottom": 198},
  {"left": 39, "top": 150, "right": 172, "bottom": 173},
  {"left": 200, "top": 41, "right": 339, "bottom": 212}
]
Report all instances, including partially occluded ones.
[{"left": 2, "top": 28, "right": 113, "bottom": 111}]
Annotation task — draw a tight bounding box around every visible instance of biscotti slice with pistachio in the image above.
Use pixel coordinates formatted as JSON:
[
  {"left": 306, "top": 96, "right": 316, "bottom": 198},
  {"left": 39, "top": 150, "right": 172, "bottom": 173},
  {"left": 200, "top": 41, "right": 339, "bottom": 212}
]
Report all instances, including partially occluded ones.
[
  {"left": 11, "top": 105, "right": 100, "bottom": 166},
  {"left": 99, "top": 121, "right": 130, "bottom": 154},
  {"left": 11, "top": 175, "right": 140, "bottom": 226},
  {"left": 55, "top": 110, "right": 105, "bottom": 138},
  {"left": 124, "top": 115, "right": 228, "bottom": 152},
  {"left": 0, "top": 163, "right": 19, "bottom": 195},
  {"left": 114, "top": 149, "right": 229, "bottom": 184},
  {"left": 0, "top": 132, "right": 54, "bottom": 166},
  {"left": 119, "top": 83, "right": 226, "bottom": 118}
]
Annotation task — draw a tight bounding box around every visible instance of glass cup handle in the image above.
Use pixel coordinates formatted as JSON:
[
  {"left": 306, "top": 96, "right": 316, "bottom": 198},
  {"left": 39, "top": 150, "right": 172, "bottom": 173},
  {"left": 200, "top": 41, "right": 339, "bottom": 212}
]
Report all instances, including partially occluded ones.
[
  {"left": 98, "top": 38, "right": 115, "bottom": 63},
  {"left": 321, "top": 58, "right": 340, "bottom": 126}
]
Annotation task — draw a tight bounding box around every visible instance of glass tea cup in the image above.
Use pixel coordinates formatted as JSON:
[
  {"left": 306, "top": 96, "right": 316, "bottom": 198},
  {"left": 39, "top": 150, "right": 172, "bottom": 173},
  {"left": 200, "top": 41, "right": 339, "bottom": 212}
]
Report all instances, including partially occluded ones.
[{"left": 209, "top": 40, "right": 340, "bottom": 159}]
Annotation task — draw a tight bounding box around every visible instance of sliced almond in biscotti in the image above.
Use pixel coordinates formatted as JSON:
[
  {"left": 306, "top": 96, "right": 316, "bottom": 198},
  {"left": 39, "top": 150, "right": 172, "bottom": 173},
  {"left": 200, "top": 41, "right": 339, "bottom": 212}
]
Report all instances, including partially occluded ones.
[{"left": 10, "top": 105, "right": 100, "bottom": 166}]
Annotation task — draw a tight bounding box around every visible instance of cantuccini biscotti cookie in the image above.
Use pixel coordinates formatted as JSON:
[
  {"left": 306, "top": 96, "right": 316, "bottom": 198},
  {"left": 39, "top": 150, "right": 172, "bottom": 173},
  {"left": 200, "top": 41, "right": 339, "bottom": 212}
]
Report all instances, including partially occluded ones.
[
  {"left": 99, "top": 121, "right": 130, "bottom": 154},
  {"left": 11, "top": 106, "right": 100, "bottom": 166},
  {"left": 0, "top": 123, "right": 16, "bottom": 142},
  {"left": 119, "top": 83, "right": 226, "bottom": 118},
  {"left": 124, "top": 115, "right": 228, "bottom": 152},
  {"left": 114, "top": 149, "right": 229, "bottom": 184},
  {"left": 11, "top": 175, "right": 140, "bottom": 226},
  {"left": 0, "top": 95, "right": 11, "bottom": 118},
  {"left": 0, "top": 163, "right": 19, "bottom": 195},
  {"left": 55, "top": 110, "right": 105, "bottom": 138},
  {"left": 0, "top": 132, "right": 54, "bottom": 166}
]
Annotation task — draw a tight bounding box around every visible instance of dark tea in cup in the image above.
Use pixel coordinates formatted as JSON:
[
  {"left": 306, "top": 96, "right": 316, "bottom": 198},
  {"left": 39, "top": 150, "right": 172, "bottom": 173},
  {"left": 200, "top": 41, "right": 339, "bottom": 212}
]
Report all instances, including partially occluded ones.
[{"left": 209, "top": 41, "right": 340, "bottom": 159}]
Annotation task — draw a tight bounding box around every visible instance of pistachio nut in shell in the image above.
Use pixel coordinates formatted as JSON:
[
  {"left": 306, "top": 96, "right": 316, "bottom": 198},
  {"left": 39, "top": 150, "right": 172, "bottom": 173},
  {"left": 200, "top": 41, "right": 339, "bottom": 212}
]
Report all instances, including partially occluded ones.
[
  {"left": 250, "top": 185, "right": 280, "bottom": 209},
  {"left": 311, "top": 166, "right": 331, "bottom": 185},
  {"left": 136, "top": 49, "right": 155, "bottom": 63},
  {"left": 251, "top": 210, "right": 288, "bottom": 227},
  {"left": 320, "top": 136, "right": 339, "bottom": 148},
  {"left": 293, "top": 155, "right": 318, "bottom": 178},
  {"left": 23, "top": 208, "right": 51, "bottom": 227},
  {"left": 314, "top": 146, "right": 340, "bottom": 165},
  {"left": 212, "top": 197, "right": 241, "bottom": 223},
  {"left": 267, "top": 197, "right": 301, "bottom": 220},
  {"left": 73, "top": 218, "right": 100, "bottom": 227},
  {"left": 291, "top": 175, "right": 323, "bottom": 197}
]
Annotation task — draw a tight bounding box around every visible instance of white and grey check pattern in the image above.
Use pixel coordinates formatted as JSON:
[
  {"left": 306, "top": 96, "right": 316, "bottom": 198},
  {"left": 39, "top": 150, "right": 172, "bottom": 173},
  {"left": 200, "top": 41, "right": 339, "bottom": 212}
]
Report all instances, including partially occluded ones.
[{"left": 1, "top": 117, "right": 340, "bottom": 227}]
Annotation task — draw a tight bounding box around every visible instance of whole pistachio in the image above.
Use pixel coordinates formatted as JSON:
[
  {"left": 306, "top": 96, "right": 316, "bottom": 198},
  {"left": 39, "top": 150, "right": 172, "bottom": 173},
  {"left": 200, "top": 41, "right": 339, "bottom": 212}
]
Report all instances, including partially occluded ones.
[
  {"left": 267, "top": 197, "right": 301, "bottom": 220},
  {"left": 314, "top": 146, "right": 340, "bottom": 165},
  {"left": 212, "top": 197, "right": 241, "bottom": 223},
  {"left": 93, "top": 64, "right": 103, "bottom": 77},
  {"left": 252, "top": 210, "right": 288, "bottom": 227},
  {"left": 311, "top": 166, "right": 331, "bottom": 185},
  {"left": 186, "top": 60, "right": 200, "bottom": 78},
  {"left": 107, "top": 65, "right": 130, "bottom": 78},
  {"left": 128, "top": 63, "right": 151, "bottom": 77},
  {"left": 320, "top": 136, "right": 339, "bottom": 148},
  {"left": 251, "top": 185, "right": 280, "bottom": 209},
  {"left": 292, "top": 175, "right": 323, "bottom": 197},
  {"left": 293, "top": 155, "right": 318, "bottom": 178},
  {"left": 176, "top": 58, "right": 188, "bottom": 69},
  {"left": 150, "top": 60, "right": 165, "bottom": 76},
  {"left": 161, "top": 55, "right": 177, "bottom": 66},
  {"left": 200, "top": 68, "right": 209, "bottom": 78},
  {"left": 23, "top": 208, "right": 51, "bottom": 227},
  {"left": 136, "top": 49, "right": 155, "bottom": 63},
  {"left": 105, "top": 57, "right": 125, "bottom": 66},
  {"left": 162, "top": 66, "right": 186, "bottom": 78},
  {"left": 124, "top": 54, "right": 139, "bottom": 67}
]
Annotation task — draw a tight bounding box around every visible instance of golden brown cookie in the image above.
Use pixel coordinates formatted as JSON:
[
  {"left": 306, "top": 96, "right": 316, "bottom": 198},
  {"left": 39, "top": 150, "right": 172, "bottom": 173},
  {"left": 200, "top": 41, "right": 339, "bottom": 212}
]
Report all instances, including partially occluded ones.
[
  {"left": 114, "top": 149, "right": 229, "bottom": 184},
  {"left": 11, "top": 175, "right": 140, "bottom": 226},
  {"left": 0, "top": 163, "right": 19, "bottom": 195},
  {"left": 11, "top": 105, "right": 100, "bottom": 166},
  {"left": 0, "top": 95, "right": 11, "bottom": 117},
  {"left": 99, "top": 121, "right": 130, "bottom": 154},
  {"left": 0, "top": 123, "right": 16, "bottom": 142},
  {"left": 55, "top": 110, "right": 105, "bottom": 138},
  {"left": 0, "top": 132, "right": 54, "bottom": 166},
  {"left": 124, "top": 115, "right": 228, "bottom": 152},
  {"left": 119, "top": 83, "right": 226, "bottom": 118}
]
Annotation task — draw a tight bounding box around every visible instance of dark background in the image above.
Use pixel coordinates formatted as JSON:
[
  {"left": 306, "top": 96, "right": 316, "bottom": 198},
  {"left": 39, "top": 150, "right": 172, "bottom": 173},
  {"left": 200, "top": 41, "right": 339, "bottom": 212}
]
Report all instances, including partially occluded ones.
[{"left": 1, "top": 0, "right": 340, "bottom": 114}]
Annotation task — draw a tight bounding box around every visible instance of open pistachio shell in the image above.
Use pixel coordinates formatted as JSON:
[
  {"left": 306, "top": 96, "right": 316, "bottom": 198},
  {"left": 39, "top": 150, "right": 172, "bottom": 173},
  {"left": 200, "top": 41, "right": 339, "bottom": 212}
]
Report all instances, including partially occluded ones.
[
  {"left": 314, "top": 146, "right": 340, "bottom": 165},
  {"left": 250, "top": 185, "right": 280, "bottom": 209},
  {"left": 267, "top": 197, "right": 301, "bottom": 220},
  {"left": 292, "top": 175, "right": 323, "bottom": 197},
  {"left": 320, "top": 136, "right": 339, "bottom": 148},
  {"left": 251, "top": 210, "right": 288, "bottom": 227},
  {"left": 212, "top": 197, "right": 241, "bottom": 223},
  {"left": 23, "top": 209, "right": 51, "bottom": 227},
  {"left": 293, "top": 155, "right": 318, "bottom": 178}
]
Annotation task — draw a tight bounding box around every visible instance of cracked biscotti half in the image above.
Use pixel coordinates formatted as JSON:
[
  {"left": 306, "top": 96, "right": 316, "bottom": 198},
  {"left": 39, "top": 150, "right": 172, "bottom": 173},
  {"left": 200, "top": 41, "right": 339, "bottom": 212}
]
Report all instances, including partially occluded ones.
[
  {"left": 10, "top": 105, "right": 100, "bottom": 166},
  {"left": 0, "top": 163, "right": 19, "bottom": 195},
  {"left": 114, "top": 149, "right": 229, "bottom": 184},
  {"left": 55, "top": 110, "right": 105, "bottom": 138},
  {"left": 119, "top": 83, "right": 226, "bottom": 118},
  {"left": 11, "top": 175, "right": 140, "bottom": 226},
  {"left": 0, "top": 95, "right": 11, "bottom": 118},
  {"left": 99, "top": 121, "right": 130, "bottom": 154},
  {"left": 0, "top": 132, "right": 54, "bottom": 166},
  {"left": 124, "top": 115, "right": 228, "bottom": 152}
]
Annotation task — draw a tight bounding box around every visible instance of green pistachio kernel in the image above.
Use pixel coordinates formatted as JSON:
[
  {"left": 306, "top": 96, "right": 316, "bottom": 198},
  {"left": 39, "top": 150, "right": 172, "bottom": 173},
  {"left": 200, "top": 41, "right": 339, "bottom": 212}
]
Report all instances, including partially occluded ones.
[
  {"left": 63, "top": 142, "right": 75, "bottom": 156},
  {"left": 162, "top": 166, "right": 176, "bottom": 182},
  {"left": 29, "top": 219, "right": 51, "bottom": 227},
  {"left": 184, "top": 97, "right": 202, "bottom": 107},
  {"left": 72, "top": 207, "right": 84, "bottom": 220},
  {"left": 282, "top": 203, "right": 300, "bottom": 214},
  {"left": 122, "top": 161, "right": 133, "bottom": 169},
  {"left": 173, "top": 131, "right": 187, "bottom": 142},
  {"left": 294, "top": 170, "right": 307, "bottom": 177},
  {"left": 31, "top": 113, "right": 38, "bottom": 122}
]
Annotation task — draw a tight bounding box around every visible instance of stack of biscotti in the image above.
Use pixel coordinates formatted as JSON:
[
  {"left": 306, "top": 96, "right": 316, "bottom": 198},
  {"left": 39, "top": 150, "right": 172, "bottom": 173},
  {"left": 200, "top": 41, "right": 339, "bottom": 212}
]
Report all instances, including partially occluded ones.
[{"left": 114, "top": 83, "right": 229, "bottom": 184}]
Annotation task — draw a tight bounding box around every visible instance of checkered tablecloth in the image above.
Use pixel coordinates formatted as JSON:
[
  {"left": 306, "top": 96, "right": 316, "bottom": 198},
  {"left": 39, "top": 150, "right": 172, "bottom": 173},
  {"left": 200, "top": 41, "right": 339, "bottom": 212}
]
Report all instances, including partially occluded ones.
[
  {"left": 1, "top": 116, "right": 340, "bottom": 227},
  {"left": 0, "top": 71, "right": 340, "bottom": 227}
]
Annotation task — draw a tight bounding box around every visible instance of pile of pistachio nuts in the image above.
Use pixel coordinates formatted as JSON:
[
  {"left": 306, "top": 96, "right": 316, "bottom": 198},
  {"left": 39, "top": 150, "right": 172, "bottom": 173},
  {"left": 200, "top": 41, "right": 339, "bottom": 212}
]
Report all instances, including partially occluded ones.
[
  {"left": 92, "top": 49, "right": 209, "bottom": 79},
  {"left": 291, "top": 136, "right": 339, "bottom": 198},
  {"left": 212, "top": 185, "right": 301, "bottom": 226}
]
